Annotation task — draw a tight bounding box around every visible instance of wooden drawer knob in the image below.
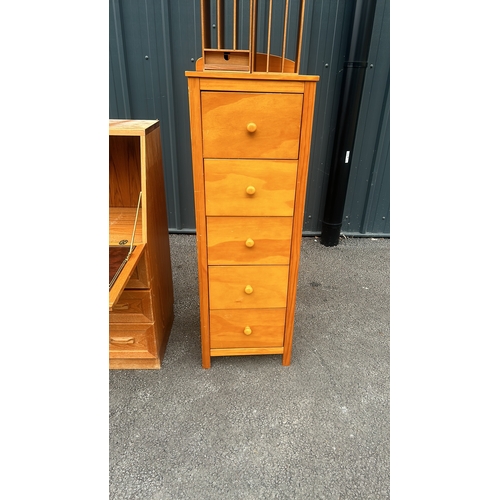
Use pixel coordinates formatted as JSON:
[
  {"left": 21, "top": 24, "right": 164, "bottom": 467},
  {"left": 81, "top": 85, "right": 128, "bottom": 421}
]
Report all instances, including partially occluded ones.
[
  {"left": 245, "top": 238, "right": 254, "bottom": 248},
  {"left": 246, "top": 185, "right": 256, "bottom": 195},
  {"left": 247, "top": 122, "right": 257, "bottom": 133},
  {"left": 243, "top": 326, "right": 252, "bottom": 336},
  {"left": 244, "top": 285, "right": 253, "bottom": 294}
]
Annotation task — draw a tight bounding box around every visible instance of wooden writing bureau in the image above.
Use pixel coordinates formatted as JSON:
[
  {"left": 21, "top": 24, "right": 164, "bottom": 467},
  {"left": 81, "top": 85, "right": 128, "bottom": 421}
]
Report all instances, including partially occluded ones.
[
  {"left": 109, "top": 119, "right": 174, "bottom": 369},
  {"left": 186, "top": 70, "right": 318, "bottom": 368}
]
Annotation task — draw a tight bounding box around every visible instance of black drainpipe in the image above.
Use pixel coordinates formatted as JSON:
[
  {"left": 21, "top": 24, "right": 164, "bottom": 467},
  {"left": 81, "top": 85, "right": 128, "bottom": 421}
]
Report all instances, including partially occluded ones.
[{"left": 320, "top": 0, "right": 377, "bottom": 246}]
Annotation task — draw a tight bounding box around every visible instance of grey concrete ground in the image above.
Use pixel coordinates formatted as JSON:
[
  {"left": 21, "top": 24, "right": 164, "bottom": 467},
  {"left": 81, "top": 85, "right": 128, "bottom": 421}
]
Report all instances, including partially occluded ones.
[{"left": 109, "top": 234, "right": 390, "bottom": 500}]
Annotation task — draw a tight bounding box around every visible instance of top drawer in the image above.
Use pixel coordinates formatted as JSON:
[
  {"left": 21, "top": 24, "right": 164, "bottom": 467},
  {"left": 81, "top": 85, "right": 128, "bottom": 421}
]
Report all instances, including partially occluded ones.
[{"left": 201, "top": 92, "right": 303, "bottom": 159}]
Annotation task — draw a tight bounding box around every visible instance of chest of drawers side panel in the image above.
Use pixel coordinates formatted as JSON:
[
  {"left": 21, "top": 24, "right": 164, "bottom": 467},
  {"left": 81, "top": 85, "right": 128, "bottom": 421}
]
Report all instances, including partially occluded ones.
[
  {"left": 282, "top": 81, "right": 318, "bottom": 366},
  {"left": 143, "top": 129, "right": 175, "bottom": 363},
  {"left": 187, "top": 76, "right": 211, "bottom": 368}
]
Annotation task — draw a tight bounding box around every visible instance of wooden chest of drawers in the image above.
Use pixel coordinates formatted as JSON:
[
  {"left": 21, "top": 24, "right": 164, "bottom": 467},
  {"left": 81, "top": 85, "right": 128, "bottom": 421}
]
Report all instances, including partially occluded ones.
[{"left": 186, "top": 73, "right": 318, "bottom": 368}]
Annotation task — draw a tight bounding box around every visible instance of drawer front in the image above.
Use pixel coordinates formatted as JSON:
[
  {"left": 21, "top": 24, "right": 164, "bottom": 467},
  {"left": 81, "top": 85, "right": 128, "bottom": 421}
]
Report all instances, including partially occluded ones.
[
  {"left": 201, "top": 92, "right": 303, "bottom": 159},
  {"left": 109, "top": 290, "right": 153, "bottom": 323},
  {"left": 126, "top": 254, "right": 149, "bottom": 289},
  {"left": 210, "top": 308, "right": 286, "bottom": 348},
  {"left": 209, "top": 265, "right": 289, "bottom": 309},
  {"left": 204, "top": 159, "right": 297, "bottom": 216},
  {"left": 207, "top": 216, "right": 292, "bottom": 265},
  {"left": 109, "top": 323, "right": 156, "bottom": 359}
]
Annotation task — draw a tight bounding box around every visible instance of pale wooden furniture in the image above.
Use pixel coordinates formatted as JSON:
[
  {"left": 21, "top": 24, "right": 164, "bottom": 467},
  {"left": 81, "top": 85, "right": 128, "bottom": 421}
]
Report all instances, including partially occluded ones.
[
  {"left": 186, "top": 0, "right": 318, "bottom": 368},
  {"left": 199, "top": 0, "right": 307, "bottom": 74},
  {"left": 109, "top": 119, "right": 174, "bottom": 369}
]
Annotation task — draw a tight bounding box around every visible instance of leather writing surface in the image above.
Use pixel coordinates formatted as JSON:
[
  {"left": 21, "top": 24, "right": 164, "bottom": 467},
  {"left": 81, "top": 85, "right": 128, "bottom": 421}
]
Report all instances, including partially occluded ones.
[{"left": 109, "top": 246, "right": 131, "bottom": 285}]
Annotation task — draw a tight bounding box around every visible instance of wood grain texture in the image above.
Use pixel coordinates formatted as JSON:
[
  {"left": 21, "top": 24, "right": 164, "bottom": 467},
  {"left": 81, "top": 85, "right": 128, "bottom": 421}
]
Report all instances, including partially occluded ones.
[
  {"left": 208, "top": 265, "right": 289, "bottom": 310},
  {"left": 201, "top": 0, "right": 211, "bottom": 52},
  {"left": 204, "top": 50, "right": 250, "bottom": 72},
  {"left": 187, "top": 77, "right": 212, "bottom": 368},
  {"left": 217, "top": 0, "right": 224, "bottom": 49},
  {"left": 199, "top": 78, "right": 303, "bottom": 93},
  {"left": 109, "top": 208, "right": 143, "bottom": 245},
  {"left": 250, "top": 0, "right": 257, "bottom": 71},
  {"left": 109, "top": 290, "right": 154, "bottom": 323},
  {"left": 282, "top": 80, "right": 317, "bottom": 366},
  {"left": 109, "top": 119, "right": 159, "bottom": 136},
  {"left": 109, "top": 244, "right": 146, "bottom": 310},
  {"left": 210, "top": 308, "right": 285, "bottom": 348},
  {"left": 233, "top": 0, "right": 238, "bottom": 49},
  {"left": 253, "top": 53, "right": 296, "bottom": 73},
  {"left": 266, "top": 0, "right": 273, "bottom": 72},
  {"left": 187, "top": 67, "right": 319, "bottom": 81},
  {"left": 281, "top": 0, "right": 290, "bottom": 72},
  {"left": 109, "top": 358, "right": 161, "bottom": 369},
  {"left": 201, "top": 92, "right": 303, "bottom": 159},
  {"left": 109, "top": 323, "right": 157, "bottom": 359},
  {"left": 295, "top": 0, "right": 306, "bottom": 73},
  {"left": 207, "top": 216, "right": 292, "bottom": 265},
  {"left": 109, "top": 120, "right": 174, "bottom": 369},
  {"left": 210, "top": 347, "right": 284, "bottom": 357},
  {"left": 204, "top": 159, "right": 297, "bottom": 216},
  {"left": 185, "top": 73, "right": 318, "bottom": 367},
  {"left": 144, "top": 126, "right": 174, "bottom": 358},
  {"left": 125, "top": 249, "right": 150, "bottom": 288},
  {"left": 109, "top": 136, "right": 141, "bottom": 208}
]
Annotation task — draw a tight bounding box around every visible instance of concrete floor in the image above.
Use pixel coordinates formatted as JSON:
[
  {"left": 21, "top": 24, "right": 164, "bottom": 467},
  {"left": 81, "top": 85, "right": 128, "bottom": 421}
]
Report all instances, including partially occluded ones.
[{"left": 109, "top": 234, "right": 390, "bottom": 499}]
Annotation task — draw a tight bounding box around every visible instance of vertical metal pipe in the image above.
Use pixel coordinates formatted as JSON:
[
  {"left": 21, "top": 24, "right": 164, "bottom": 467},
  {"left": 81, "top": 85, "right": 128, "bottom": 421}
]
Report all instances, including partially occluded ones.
[{"left": 320, "top": 0, "right": 378, "bottom": 246}]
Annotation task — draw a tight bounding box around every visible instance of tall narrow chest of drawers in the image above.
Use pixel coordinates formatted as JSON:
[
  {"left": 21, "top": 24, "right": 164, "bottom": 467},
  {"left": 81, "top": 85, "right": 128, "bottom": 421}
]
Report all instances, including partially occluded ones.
[{"left": 186, "top": 72, "right": 318, "bottom": 368}]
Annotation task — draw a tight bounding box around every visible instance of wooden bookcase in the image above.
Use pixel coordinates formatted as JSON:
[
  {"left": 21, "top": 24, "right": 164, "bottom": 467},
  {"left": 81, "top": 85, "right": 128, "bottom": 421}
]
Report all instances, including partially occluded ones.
[
  {"left": 186, "top": 0, "right": 318, "bottom": 368},
  {"left": 109, "top": 119, "right": 174, "bottom": 369}
]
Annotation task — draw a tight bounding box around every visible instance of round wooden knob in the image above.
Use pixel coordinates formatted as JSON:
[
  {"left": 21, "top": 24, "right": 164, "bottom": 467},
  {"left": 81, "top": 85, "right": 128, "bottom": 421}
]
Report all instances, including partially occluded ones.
[
  {"left": 245, "top": 238, "right": 254, "bottom": 248},
  {"left": 243, "top": 326, "right": 252, "bottom": 336},
  {"left": 246, "top": 185, "right": 256, "bottom": 195},
  {"left": 247, "top": 122, "right": 257, "bottom": 133},
  {"left": 244, "top": 285, "right": 253, "bottom": 294}
]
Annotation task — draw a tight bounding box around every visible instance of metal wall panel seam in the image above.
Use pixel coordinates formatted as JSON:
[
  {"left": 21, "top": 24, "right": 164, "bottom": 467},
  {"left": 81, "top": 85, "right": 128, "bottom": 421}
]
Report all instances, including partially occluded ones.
[
  {"left": 341, "top": 0, "right": 389, "bottom": 236},
  {"left": 110, "top": 0, "right": 131, "bottom": 117},
  {"left": 159, "top": 0, "right": 182, "bottom": 229},
  {"left": 359, "top": 75, "right": 390, "bottom": 234},
  {"left": 108, "top": 0, "right": 390, "bottom": 236},
  {"left": 303, "top": 0, "right": 344, "bottom": 233}
]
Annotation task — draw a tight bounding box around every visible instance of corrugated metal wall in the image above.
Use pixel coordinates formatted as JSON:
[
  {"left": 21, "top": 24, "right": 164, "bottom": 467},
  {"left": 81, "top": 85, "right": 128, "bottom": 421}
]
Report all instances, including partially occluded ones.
[{"left": 109, "top": 0, "right": 389, "bottom": 237}]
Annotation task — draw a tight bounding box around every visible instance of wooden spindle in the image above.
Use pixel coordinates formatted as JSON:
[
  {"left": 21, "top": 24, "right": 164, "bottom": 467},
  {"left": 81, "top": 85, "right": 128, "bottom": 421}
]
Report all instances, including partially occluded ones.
[
  {"left": 201, "top": 0, "right": 212, "bottom": 51},
  {"left": 281, "top": 0, "right": 290, "bottom": 72},
  {"left": 266, "top": 0, "right": 273, "bottom": 72},
  {"left": 217, "top": 0, "right": 225, "bottom": 49},
  {"left": 295, "top": 0, "right": 306, "bottom": 73},
  {"left": 250, "top": 0, "right": 257, "bottom": 71},
  {"left": 233, "top": 0, "right": 238, "bottom": 49}
]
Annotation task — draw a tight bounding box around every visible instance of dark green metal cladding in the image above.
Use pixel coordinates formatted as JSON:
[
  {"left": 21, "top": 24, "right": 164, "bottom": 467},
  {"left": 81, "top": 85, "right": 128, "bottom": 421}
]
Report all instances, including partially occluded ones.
[{"left": 109, "top": 0, "right": 389, "bottom": 237}]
